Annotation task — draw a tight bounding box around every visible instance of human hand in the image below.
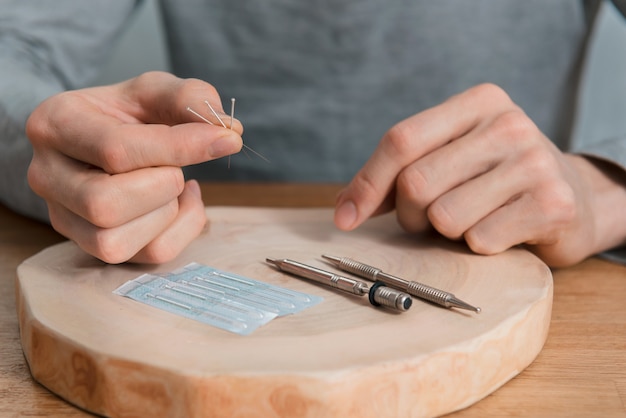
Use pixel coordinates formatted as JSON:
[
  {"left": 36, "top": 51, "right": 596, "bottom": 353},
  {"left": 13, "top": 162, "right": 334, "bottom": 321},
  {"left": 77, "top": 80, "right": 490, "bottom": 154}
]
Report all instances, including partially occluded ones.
[
  {"left": 27, "top": 71, "right": 243, "bottom": 264},
  {"left": 334, "top": 83, "right": 626, "bottom": 267}
]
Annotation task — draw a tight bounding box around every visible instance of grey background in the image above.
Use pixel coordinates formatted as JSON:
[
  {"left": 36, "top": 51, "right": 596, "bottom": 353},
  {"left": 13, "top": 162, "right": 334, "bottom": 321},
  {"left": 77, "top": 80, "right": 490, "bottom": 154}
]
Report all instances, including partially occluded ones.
[{"left": 92, "top": 0, "right": 626, "bottom": 146}]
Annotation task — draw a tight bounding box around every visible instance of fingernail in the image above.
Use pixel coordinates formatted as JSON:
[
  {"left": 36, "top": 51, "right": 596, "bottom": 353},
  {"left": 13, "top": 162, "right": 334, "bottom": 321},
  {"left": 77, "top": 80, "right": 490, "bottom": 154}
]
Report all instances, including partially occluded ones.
[
  {"left": 335, "top": 199, "right": 358, "bottom": 230},
  {"left": 208, "top": 134, "right": 242, "bottom": 157},
  {"left": 187, "top": 179, "right": 201, "bottom": 198}
]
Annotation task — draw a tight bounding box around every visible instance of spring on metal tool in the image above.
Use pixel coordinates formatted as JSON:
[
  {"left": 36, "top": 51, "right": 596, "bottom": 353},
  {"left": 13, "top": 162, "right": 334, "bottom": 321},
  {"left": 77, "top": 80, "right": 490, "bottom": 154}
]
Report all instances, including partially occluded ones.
[
  {"left": 323, "top": 254, "right": 481, "bottom": 313},
  {"left": 334, "top": 257, "right": 381, "bottom": 278},
  {"left": 404, "top": 281, "right": 449, "bottom": 306}
]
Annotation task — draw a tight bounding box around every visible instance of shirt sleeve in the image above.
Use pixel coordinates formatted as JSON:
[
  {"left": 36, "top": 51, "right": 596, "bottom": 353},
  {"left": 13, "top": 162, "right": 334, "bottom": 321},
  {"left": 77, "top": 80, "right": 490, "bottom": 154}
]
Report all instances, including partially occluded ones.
[
  {"left": 611, "top": 0, "right": 626, "bottom": 17},
  {"left": 574, "top": 138, "right": 626, "bottom": 265},
  {"left": 607, "top": 0, "right": 626, "bottom": 263},
  {"left": 0, "top": 0, "right": 139, "bottom": 221}
]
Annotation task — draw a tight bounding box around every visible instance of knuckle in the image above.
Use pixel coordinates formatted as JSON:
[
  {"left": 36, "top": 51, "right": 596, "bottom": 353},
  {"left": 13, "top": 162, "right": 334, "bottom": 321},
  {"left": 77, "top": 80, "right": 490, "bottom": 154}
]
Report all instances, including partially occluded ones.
[
  {"left": 25, "top": 110, "right": 48, "bottom": 145},
  {"left": 396, "top": 165, "right": 432, "bottom": 208},
  {"left": 97, "top": 131, "right": 130, "bottom": 173},
  {"left": 537, "top": 182, "right": 577, "bottom": 225},
  {"left": 46, "top": 203, "right": 65, "bottom": 229},
  {"left": 78, "top": 184, "right": 121, "bottom": 228},
  {"left": 382, "top": 122, "right": 415, "bottom": 158},
  {"left": 135, "top": 206, "right": 199, "bottom": 264},
  {"left": 175, "top": 78, "right": 219, "bottom": 109},
  {"left": 492, "top": 110, "right": 535, "bottom": 144},
  {"left": 26, "top": 92, "right": 76, "bottom": 145},
  {"left": 141, "top": 228, "right": 198, "bottom": 265},
  {"left": 26, "top": 158, "right": 49, "bottom": 197},
  {"left": 82, "top": 168, "right": 184, "bottom": 229},
  {"left": 179, "top": 77, "right": 218, "bottom": 95},
  {"left": 470, "top": 82, "right": 512, "bottom": 105},
  {"left": 351, "top": 169, "right": 383, "bottom": 204},
  {"left": 133, "top": 71, "right": 175, "bottom": 90},
  {"left": 518, "top": 147, "right": 560, "bottom": 180},
  {"left": 91, "top": 229, "right": 134, "bottom": 264},
  {"left": 139, "top": 240, "right": 181, "bottom": 264},
  {"left": 427, "top": 200, "right": 463, "bottom": 239},
  {"left": 92, "top": 200, "right": 182, "bottom": 265}
]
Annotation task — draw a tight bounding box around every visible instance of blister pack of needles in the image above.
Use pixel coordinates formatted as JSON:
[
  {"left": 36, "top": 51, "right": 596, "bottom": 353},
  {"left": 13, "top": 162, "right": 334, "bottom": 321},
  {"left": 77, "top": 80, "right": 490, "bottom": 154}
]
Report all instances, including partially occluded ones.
[{"left": 114, "top": 262, "right": 323, "bottom": 335}]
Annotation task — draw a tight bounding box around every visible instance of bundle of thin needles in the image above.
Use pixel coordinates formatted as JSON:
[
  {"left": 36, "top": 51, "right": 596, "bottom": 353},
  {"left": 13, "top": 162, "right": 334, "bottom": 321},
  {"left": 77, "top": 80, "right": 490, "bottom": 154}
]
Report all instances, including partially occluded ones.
[{"left": 187, "top": 98, "right": 269, "bottom": 168}]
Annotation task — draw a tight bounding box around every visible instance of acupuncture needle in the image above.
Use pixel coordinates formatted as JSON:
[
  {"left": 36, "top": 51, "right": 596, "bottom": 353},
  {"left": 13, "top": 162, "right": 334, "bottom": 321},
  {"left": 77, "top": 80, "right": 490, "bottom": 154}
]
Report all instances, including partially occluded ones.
[
  {"left": 182, "top": 279, "right": 283, "bottom": 315},
  {"left": 165, "top": 283, "right": 207, "bottom": 299},
  {"left": 322, "top": 255, "right": 481, "bottom": 313},
  {"left": 187, "top": 100, "right": 269, "bottom": 166},
  {"left": 186, "top": 107, "right": 213, "bottom": 125},
  {"left": 204, "top": 100, "right": 228, "bottom": 127},
  {"left": 204, "top": 100, "right": 271, "bottom": 164},
  {"left": 191, "top": 276, "right": 296, "bottom": 310},
  {"left": 163, "top": 284, "right": 266, "bottom": 319},
  {"left": 145, "top": 293, "right": 249, "bottom": 331},
  {"left": 209, "top": 270, "right": 314, "bottom": 302},
  {"left": 199, "top": 279, "right": 296, "bottom": 308},
  {"left": 229, "top": 97, "right": 235, "bottom": 129},
  {"left": 180, "top": 279, "right": 225, "bottom": 296},
  {"left": 204, "top": 99, "right": 234, "bottom": 167}
]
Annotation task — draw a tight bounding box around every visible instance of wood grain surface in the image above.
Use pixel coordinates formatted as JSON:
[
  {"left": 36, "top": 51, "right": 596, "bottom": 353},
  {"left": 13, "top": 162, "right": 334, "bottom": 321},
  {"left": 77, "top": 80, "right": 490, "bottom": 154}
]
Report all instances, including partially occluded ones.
[
  {"left": 1, "top": 183, "right": 625, "bottom": 418},
  {"left": 17, "top": 206, "right": 552, "bottom": 418}
]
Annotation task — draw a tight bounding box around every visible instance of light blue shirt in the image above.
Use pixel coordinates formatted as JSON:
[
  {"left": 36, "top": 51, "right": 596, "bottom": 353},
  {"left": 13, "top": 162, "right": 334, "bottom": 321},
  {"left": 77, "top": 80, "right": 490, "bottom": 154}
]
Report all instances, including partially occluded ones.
[{"left": 1, "top": 0, "right": 625, "bottom": 260}]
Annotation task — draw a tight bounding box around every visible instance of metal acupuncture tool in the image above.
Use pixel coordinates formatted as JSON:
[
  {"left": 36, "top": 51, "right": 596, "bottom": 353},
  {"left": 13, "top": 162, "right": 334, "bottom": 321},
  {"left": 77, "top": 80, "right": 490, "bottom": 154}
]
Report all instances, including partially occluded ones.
[
  {"left": 266, "top": 258, "right": 412, "bottom": 312},
  {"left": 322, "top": 255, "right": 481, "bottom": 314},
  {"left": 186, "top": 98, "right": 270, "bottom": 168}
]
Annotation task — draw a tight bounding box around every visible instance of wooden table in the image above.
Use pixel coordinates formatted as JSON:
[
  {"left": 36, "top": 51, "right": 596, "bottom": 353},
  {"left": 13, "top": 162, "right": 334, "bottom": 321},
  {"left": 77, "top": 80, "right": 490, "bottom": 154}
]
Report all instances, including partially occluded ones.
[{"left": 1, "top": 183, "right": 625, "bottom": 417}]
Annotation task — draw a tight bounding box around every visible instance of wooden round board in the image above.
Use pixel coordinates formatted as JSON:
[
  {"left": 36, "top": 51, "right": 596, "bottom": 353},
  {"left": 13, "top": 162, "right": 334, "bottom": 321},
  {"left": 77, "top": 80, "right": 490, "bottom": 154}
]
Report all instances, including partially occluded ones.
[{"left": 16, "top": 207, "right": 553, "bottom": 418}]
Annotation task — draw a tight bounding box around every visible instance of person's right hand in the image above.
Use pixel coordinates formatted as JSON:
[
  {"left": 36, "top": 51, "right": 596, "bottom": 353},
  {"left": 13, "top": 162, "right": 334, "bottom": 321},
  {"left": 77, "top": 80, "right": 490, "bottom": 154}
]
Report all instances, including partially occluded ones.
[{"left": 26, "top": 71, "right": 243, "bottom": 264}]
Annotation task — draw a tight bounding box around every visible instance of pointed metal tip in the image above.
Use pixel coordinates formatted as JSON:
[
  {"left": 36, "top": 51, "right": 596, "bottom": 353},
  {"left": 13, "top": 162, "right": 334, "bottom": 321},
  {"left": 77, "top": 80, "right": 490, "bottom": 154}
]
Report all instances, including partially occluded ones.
[
  {"left": 321, "top": 254, "right": 341, "bottom": 264},
  {"left": 449, "top": 296, "right": 481, "bottom": 314},
  {"left": 266, "top": 258, "right": 278, "bottom": 266}
]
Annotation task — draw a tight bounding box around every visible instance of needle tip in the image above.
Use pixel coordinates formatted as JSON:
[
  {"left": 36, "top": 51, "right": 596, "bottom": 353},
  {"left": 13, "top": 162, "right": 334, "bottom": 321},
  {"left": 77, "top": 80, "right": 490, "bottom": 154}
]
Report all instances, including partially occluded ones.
[
  {"left": 321, "top": 254, "right": 341, "bottom": 264},
  {"left": 449, "top": 296, "right": 481, "bottom": 313}
]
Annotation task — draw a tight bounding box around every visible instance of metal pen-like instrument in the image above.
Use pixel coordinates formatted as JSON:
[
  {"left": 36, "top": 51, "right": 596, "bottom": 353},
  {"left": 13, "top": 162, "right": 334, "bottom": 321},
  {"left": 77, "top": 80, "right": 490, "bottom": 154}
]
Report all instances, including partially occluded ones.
[
  {"left": 322, "top": 255, "right": 480, "bottom": 314},
  {"left": 266, "top": 258, "right": 412, "bottom": 312}
]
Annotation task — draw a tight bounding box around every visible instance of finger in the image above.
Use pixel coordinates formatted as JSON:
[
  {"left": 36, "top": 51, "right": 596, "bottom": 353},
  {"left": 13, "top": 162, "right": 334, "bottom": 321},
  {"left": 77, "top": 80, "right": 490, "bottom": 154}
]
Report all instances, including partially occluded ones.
[
  {"left": 28, "top": 72, "right": 243, "bottom": 174},
  {"left": 48, "top": 197, "right": 181, "bottom": 264},
  {"left": 335, "top": 83, "right": 516, "bottom": 230},
  {"left": 463, "top": 182, "right": 576, "bottom": 256},
  {"left": 129, "top": 179, "right": 207, "bottom": 264},
  {"left": 422, "top": 120, "right": 570, "bottom": 244},
  {"left": 423, "top": 161, "right": 527, "bottom": 240},
  {"left": 394, "top": 110, "right": 527, "bottom": 232},
  {"left": 118, "top": 71, "right": 241, "bottom": 127},
  {"left": 29, "top": 149, "right": 186, "bottom": 228},
  {"left": 37, "top": 99, "right": 242, "bottom": 174}
]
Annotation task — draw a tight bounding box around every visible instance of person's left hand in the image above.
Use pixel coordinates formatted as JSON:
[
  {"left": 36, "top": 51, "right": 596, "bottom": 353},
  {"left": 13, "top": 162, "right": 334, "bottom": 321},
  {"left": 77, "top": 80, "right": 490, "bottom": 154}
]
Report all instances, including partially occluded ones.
[{"left": 334, "top": 83, "right": 626, "bottom": 267}]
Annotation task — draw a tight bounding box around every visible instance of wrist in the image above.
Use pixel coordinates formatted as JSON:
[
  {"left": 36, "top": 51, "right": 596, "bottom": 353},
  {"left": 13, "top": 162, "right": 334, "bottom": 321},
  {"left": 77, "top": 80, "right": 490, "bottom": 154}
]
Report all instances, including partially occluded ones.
[{"left": 568, "top": 154, "right": 626, "bottom": 254}]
